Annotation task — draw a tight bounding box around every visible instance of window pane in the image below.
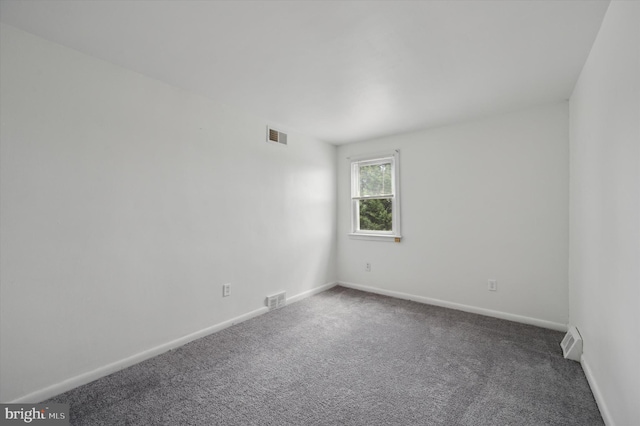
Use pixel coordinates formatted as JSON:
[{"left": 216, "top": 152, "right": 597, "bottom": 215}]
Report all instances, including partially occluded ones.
[
  {"left": 359, "top": 198, "right": 392, "bottom": 231},
  {"left": 359, "top": 162, "right": 392, "bottom": 197}
]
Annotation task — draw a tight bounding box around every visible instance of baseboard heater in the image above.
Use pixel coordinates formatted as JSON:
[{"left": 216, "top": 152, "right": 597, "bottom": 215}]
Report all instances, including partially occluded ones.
[
  {"left": 265, "top": 292, "right": 286, "bottom": 311},
  {"left": 561, "top": 325, "right": 583, "bottom": 361}
]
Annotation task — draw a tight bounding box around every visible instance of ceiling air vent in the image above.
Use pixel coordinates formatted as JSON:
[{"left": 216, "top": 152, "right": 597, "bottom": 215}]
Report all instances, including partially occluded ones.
[{"left": 267, "top": 126, "right": 287, "bottom": 145}]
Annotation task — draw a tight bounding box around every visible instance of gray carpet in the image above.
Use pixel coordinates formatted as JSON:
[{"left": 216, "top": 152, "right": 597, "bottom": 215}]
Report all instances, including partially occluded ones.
[{"left": 48, "top": 286, "right": 603, "bottom": 425}]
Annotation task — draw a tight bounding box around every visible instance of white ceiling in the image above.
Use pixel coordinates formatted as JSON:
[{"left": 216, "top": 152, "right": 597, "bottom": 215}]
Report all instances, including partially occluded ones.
[{"left": 0, "top": 0, "right": 609, "bottom": 144}]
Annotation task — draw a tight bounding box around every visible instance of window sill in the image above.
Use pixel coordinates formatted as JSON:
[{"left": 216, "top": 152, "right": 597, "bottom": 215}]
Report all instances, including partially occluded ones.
[{"left": 348, "top": 233, "right": 402, "bottom": 242}]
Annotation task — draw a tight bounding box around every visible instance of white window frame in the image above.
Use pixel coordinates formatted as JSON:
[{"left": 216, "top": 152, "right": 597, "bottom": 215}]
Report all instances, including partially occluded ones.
[{"left": 349, "top": 150, "right": 401, "bottom": 242}]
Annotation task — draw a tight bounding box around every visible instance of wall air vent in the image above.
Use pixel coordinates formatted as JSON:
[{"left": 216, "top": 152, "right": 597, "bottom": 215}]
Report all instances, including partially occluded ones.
[
  {"left": 267, "top": 126, "right": 287, "bottom": 145},
  {"left": 266, "top": 292, "right": 286, "bottom": 311},
  {"left": 560, "top": 325, "right": 583, "bottom": 362}
]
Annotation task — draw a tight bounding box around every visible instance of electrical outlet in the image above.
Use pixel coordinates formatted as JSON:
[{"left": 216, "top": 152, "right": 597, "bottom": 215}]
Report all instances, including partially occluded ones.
[
  {"left": 222, "top": 283, "right": 231, "bottom": 297},
  {"left": 365, "top": 262, "right": 371, "bottom": 272},
  {"left": 488, "top": 279, "right": 497, "bottom": 292}
]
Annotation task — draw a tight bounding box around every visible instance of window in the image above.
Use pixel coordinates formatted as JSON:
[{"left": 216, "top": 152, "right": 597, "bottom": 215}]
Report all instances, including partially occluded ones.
[{"left": 350, "top": 151, "right": 401, "bottom": 241}]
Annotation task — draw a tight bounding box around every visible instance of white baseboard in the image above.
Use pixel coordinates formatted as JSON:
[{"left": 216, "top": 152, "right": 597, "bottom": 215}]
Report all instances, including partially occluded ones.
[
  {"left": 287, "top": 281, "right": 337, "bottom": 304},
  {"left": 10, "top": 281, "right": 337, "bottom": 404},
  {"left": 581, "top": 354, "right": 614, "bottom": 426},
  {"left": 338, "top": 281, "right": 568, "bottom": 332}
]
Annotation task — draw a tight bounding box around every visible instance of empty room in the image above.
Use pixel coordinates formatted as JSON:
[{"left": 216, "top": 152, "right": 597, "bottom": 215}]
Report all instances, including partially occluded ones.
[{"left": 0, "top": 0, "right": 638, "bottom": 425}]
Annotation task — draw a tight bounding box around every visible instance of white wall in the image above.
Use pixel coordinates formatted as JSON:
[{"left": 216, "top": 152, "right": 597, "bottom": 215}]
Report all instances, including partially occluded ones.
[
  {"left": 569, "top": 2, "right": 640, "bottom": 424},
  {"left": 337, "top": 103, "right": 569, "bottom": 328},
  {"left": 0, "top": 24, "right": 337, "bottom": 403}
]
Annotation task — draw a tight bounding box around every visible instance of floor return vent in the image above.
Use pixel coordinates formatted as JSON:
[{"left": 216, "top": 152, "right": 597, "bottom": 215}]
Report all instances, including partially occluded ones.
[{"left": 266, "top": 292, "right": 286, "bottom": 311}]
